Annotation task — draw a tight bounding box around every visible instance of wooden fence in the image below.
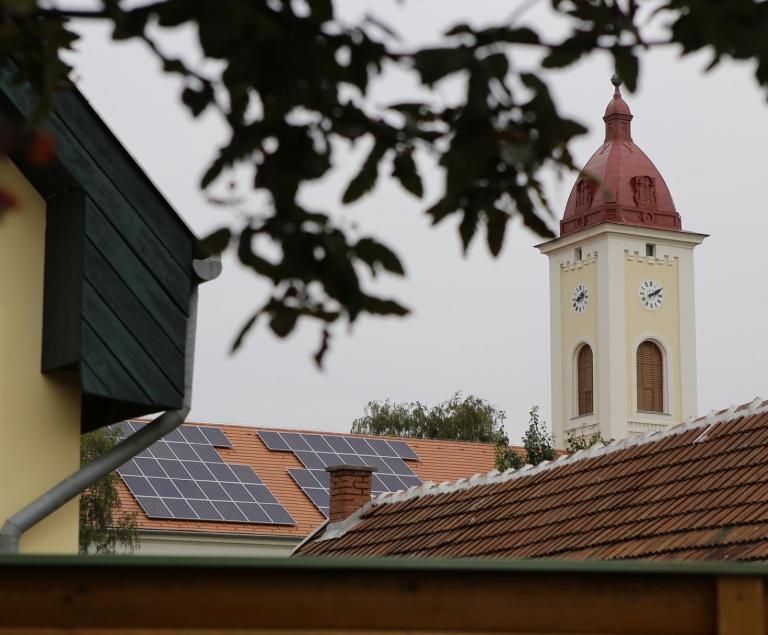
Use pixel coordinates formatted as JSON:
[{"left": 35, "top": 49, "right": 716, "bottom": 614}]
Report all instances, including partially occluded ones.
[{"left": 0, "top": 555, "right": 765, "bottom": 634}]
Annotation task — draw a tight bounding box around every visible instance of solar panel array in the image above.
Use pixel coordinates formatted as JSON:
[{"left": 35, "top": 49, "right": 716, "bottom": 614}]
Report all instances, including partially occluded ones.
[
  {"left": 257, "top": 430, "right": 422, "bottom": 517},
  {"left": 116, "top": 421, "right": 294, "bottom": 525}
]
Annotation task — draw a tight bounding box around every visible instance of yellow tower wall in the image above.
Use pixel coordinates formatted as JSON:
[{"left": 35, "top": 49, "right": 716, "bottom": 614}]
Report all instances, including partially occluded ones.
[
  {"left": 559, "top": 254, "right": 599, "bottom": 437},
  {"left": 0, "top": 157, "right": 81, "bottom": 554},
  {"left": 624, "top": 251, "right": 682, "bottom": 424}
]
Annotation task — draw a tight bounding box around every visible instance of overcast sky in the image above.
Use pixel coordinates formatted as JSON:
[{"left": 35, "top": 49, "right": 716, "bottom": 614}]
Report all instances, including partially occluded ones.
[{"left": 63, "top": 1, "right": 768, "bottom": 442}]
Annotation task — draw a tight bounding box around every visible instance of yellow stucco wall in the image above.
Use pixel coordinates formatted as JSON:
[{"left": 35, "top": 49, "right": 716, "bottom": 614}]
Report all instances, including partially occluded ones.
[
  {"left": 624, "top": 253, "right": 681, "bottom": 421},
  {"left": 560, "top": 256, "right": 598, "bottom": 425},
  {"left": 0, "top": 157, "right": 81, "bottom": 554}
]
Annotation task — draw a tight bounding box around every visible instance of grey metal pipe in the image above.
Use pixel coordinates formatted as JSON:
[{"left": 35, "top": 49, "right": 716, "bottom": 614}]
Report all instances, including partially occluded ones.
[
  {"left": 0, "top": 408, "right": 190, "bottom": 553},
  {"left": 0, "top": 256, "right": 219, "bottom": 554}
]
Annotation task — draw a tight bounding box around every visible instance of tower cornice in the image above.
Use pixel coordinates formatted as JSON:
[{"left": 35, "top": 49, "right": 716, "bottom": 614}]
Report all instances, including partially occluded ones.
[{"left": 536, "top": 223, "right": 707, "bottom": 255}]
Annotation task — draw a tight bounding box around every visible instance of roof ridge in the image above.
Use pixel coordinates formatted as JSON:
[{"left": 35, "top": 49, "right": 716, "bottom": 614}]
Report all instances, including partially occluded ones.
[{"left": 367, "top": 397, "right": 768, "bottom": 510}]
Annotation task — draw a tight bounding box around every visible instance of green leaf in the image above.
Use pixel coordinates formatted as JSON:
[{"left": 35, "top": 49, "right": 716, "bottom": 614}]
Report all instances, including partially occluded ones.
[
  {"left": 541, "top": 31, "right": 595, "bottom": 69},
  {"left": 111, "top": 12, "right": 148, "bottom": 41},
  {"left": 182, "top": 84, "right": 214, "bottom": 117},
  {"left": 342, "top": 140, "right": 387, "bottom": 204},
  {"left": 201, "top": 155, "right": 226, "bottom": 189},
  {"left": 481, "top": 52, "right": 509, "bottom": 79},
  {"left": 307, "top": 0, "right": 333, "bottom": 21},
  {"left": 231, "top": 311, "right": 260, "bottom": 352},
  {"left": 456, "top": 25, "right": 540, "bottom": 46},
  {"left": 359, "top": 295, "right": 410, "bottom": 316},
  {"left": 445, "top": 23, "right": 473, "bottom": 37},
  {"left": 520, "top": 209, "right": 556, "bottom": 239},
  {"left": 486, "top": 209, "right": 509, "bottom": 257},
  {"left": 541, "top": 45, "right": 584, "bottom": 69},
  {"left": 163, "top": 58, "right": 187, "bottom": 74},
  {"left": 612, "top": 47, "right": 639, "bottom": 92},
  {"left": 355, "top": 237, "right": 405, "bottom": 276},
  {"left": 269, "top": 307, "right": 299, "bottom": 337},
  {"left": 412, "top": 46, "right": 474, "bottom": 85},
  {"left": 391, "top": 149, "right": 424, "bottom": 198},
  {"left": 313, "top": 327, "right": 331, "bottom": 369},
  {"left": 198, "top": 227, "right": 231, "bottom": 256},
  {"left": 237, "top": 227, "right": 279, "bottom": 280},
  {"left": 459, "top": 209, "right": 479, "bottom": 252},
  {"left": 494, "top": 26, "right": 540, "bottom": 45}
]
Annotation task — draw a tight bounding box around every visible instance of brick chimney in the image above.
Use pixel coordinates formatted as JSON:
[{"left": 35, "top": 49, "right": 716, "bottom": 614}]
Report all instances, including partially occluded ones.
[{"left": 326, "top": 465, "right": 377, "bottom": 524}]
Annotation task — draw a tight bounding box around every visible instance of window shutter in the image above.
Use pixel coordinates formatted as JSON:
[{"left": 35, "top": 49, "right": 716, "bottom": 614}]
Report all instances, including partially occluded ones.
[
  {"left": 577, "top": 345, "right": 593, "bottom": 416},
  {"left": 637, "top": 341, "right": 663, "bottom": 412}
]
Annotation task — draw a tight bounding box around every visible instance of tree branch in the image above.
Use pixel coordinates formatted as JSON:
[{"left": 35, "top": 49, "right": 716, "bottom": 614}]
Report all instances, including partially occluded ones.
[{"left": 28, "top": 2, "right": 164, "bottom": 20}]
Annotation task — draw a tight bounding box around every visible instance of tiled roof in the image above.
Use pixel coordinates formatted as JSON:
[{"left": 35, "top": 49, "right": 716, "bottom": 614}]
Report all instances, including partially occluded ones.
[
  {"left": 297, "top": 399, "right": 768, "bottom": 561},
  {"left": 116, "top": 423, "right": 499, "bottom": 538}
]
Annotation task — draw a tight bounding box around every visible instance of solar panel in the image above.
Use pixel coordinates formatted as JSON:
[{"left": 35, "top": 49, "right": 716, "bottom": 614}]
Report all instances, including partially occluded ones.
[
  {"left": 230, "top": 464, "right": 261, "bottom": 484},
  {"left": 238, "top": 502, "right": 271, "bottom": 523},
  {"left": 257, "top": 430, "right": 291, "bottom": 451},
  {"left": 180, "top": 425, "right": 207, "bottom": 444},
  {"left": 263, "top": 503, "right": 295, "bottom": 524},
  {"left": 385, "top": 439, "right": 419, "bottom": 460},
  {"left": 199, "top": 426, "right": 233, "bottom": 448},
  {"left": 269, "top": 432, "right": 423, "bottom": 517},
  {"left": 246, "top": 484, "right": 278, "bottom": 504},
  {"left": 163, "top": 497, "right": 197, "bottom": 519},
  {"left": 116, "top": 422, "right": 294, "bottom": 525},
  {"left": 135, "top": 496, "right": 173, "bottom": 518},
  {"left": 257, "top": 431, "right": 420, "bottom": 461}
]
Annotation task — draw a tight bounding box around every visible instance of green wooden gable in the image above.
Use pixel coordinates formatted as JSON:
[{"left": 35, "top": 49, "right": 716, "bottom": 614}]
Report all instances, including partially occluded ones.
[{"left": 0, "top": 73, "right": 200, "bottom": 433}]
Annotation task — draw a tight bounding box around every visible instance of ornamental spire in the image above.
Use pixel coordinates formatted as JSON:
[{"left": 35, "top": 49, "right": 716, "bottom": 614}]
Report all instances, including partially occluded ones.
[
  {"left": 603, "top": 74, "right": 632, "bottom": 141},
  {"left": 559, "top": 74, "right": 682, "bottom": 236}
]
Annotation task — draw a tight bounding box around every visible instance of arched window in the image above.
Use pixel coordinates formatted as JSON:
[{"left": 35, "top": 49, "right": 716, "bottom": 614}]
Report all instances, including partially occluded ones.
[
  {"left": 576, "top": 344, "right": 593, "bottom": 416},
  {"left": 637, "top": 340, "right": 664, "bottom": 412}
]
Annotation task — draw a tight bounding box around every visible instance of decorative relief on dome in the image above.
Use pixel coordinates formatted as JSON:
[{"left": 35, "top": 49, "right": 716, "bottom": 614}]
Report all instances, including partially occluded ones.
[
  {"left": 632, "top": 175, "right": 656, "bottom": 208},
  {"left": 575, "top": 179, "right": 593, "bottom": 210}
]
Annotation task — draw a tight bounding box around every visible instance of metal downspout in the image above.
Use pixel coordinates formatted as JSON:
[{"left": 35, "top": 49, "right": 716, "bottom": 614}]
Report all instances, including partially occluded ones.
[{"left": 0, "top": 257, "right": 221, "bottom": 554}]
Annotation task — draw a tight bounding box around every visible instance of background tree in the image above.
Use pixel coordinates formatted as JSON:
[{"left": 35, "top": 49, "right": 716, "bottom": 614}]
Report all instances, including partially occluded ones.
[
  {"left": 520, "top": 405, "right": 556, "bottom": 465},
  {"left": 79, "top": 426, "right": 139, "bottom": 554},
  {"left": 2, "top": 1, "right": 767, "bottom": 362},
  {"left": 565, "top": 429, "right": 609, "bottom": 454},
  {"left": 495, "top": 405, "right": 556, "bottom": 471},
  {"left": 352, "top": 392, "right": 509, "bottom": 444},
  {"left": 353, "top": 394, "right": 558, "bottom": 471}
]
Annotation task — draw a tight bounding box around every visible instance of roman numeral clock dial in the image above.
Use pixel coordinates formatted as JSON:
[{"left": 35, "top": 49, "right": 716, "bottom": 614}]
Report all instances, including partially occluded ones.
[
  {"left": 571, "top": 283, "right": 590, "bottom": 313},
  {"left": 639, "top": 279, "right": 664, "bottom": 310}
]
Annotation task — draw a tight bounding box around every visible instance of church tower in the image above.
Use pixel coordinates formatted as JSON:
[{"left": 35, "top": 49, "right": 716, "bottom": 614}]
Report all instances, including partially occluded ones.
[{"left": 538, "top": 78, "right": 706, "bottom": 448}]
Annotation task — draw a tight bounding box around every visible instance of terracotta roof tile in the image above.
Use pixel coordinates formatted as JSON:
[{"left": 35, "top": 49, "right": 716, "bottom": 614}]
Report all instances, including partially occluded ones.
[
  {"left": 297, "top": 399, "right": 768, "bottom": 562},
  {"left": 116, "top": 422, "right": 499, "bottom": 539}
]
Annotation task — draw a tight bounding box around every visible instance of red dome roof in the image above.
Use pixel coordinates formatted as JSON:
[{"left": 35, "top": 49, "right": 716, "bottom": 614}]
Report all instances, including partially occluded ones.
[{"left": 561, "top": 82, "right": 681, "bottom": 237}]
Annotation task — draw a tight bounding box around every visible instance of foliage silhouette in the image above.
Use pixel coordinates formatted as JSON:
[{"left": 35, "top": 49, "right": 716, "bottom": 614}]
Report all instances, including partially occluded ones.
[{"left": 3, "top": 0, "right": 766, "bottom": 361}]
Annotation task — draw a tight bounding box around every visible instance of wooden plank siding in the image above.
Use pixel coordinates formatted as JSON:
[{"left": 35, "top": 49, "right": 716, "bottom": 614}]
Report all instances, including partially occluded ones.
[
  {"left": 80, "top": 323, "right": 151, "bottom": 407},
  {"left": 41, "top": 189, "right": 85, "bottom": 373},
  {"left": 0, "top": 68, "right": 194, "bottom": 273},
  {"left": 84, "top": 198, "right": 188, "bottom": 350},
  {"left": 83, "top": 236, "right": 185, "bottom": 374},
  {"left": 81, "top": 280, "right": 181, "bottom": 407},
  {"left": 0, "top": 557, "right": 766, "bottom": 634},
  {"left": 53, "top": 89, "right": 194, "bottom": 271},
  {"left": 33, "top": 109, "right": 192, "bottom": 312},
  {"left": 0, "top": 68, "right": 198, "bottom": 432}
]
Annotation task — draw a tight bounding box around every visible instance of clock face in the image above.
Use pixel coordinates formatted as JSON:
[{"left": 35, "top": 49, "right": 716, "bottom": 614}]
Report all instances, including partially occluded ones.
[
  {"left": 571, "top": 283, "right": 590, "bottom": 313},
  {"left": 638, "top": 279, "right": 664, "bottom": 310}
]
